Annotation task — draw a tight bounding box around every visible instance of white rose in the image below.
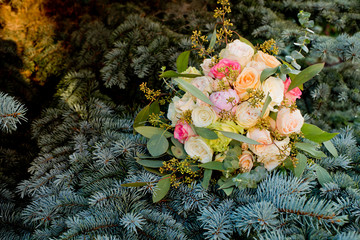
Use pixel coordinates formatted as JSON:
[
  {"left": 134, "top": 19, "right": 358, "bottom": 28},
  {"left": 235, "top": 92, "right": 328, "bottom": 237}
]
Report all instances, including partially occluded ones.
[
  {"left": 192, "top": 106, "right": 217, "bottom": 127},
  {"left": 234, "top": 102, "right": 269, "bottom": 129},
  {"left": 219, "top": 40, "right": 254, "bottom": 67},
  {"left": 191, "top": 76, "right": 213, "bottom": 94},
  {"left": 261, "top": 77, "right": 284, "bottom": 111},
  {"left": 200, "top": 58, "right": 213, "bottom": 77},
  {"left": 184, "top": 136, "right": 213, "bottom": 163},
  {"left": 246, "top": 60, "right": 268, "bottom": 72},
  {"left": 175, "top": 92, "right": 196, "bottom": 112},
  {"left": 276, "top": 108, "right": 304, "bottom": 135},
  {"left": 167, "top": 96, "right": 181, "bottom": 126}
]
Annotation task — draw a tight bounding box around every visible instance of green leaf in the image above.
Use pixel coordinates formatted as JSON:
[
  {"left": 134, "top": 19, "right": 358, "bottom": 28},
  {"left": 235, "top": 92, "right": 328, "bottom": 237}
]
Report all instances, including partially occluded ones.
[
  {"left": 291, "top": 50, "right": 304, "bottom": 60},
  {"left": 122, "top": 182, "right": 150, "bottom": 187},
  {"left": 301, "top": 123, "right": 338, "bottom": 143},
  {"left": 173, "top": 78, "right": 213, "bottom": 106},
  {"left": 143, "top": 167, "right": 166, "bottom": 176},
  {"left": 149, "top": 100, "right": 160, "bottom": 115},
  {"left": 194, "top": 127, "right": 218, "bottom": 140},
  {"left": 170, "top": 146, "right": 186, "bottom": 159},
  {"left": 323, "top": 140, "right": 338, "bottom": 157},
  {"left": 137, "top": 159, "right": 164, "bottom": 168},
  {"left": 260, "top": 93, "right": 272, "bottom": 118},
  {"left": 260, "top": 66, "right": 278, "bottom": 83},
  {"left": 209, "top": 28, "right": 217, "bottom": 50},
  {"left": 134, "top": 104, "right": 150, "bottom": 128},
  {"left": 288, "top": 63, "right": 324, "bottom": 92},
  {"left": 159, "top": 70, "right": 202, "bottom": 78},
  {"left": 135, "top": 126, "right": 172, "bottom": 138},
  {"left": 219, "top": 178, "right": 236, "bottom": 189},
  {"left": 222, "top": 187, "right": 234, "bottom": 196},
  {"left": 269, "top": 111, "right": 277, "bottom": 121},
  {"left": 147, "top": 134, "right": 169, "bottom": 157},
  {"left": 295, "top": 142, "right": 327, "bottom": 158},
  {"left": 160, "top": 70, "right": 179, "bottom": 78},
  {"left": 152, "top": 174, "right": 171, "bottom": 202},
  {"left": 294, "top": 153, "right": 307, "bottom": 177},
  {"left": 199, "top": 161, "right": 225, "bottom": 170},
  {"left": 176, "top": 51, "right": 191, "bottom": 73},
  {"left": 220, "top": 131, "right": 260, "bottom": 145},
  {"left": 201, "top": 169, "right": 212, "bottom": 190},
  {"left": 315, "top": 164, "right": 332, "bottom": 186}
]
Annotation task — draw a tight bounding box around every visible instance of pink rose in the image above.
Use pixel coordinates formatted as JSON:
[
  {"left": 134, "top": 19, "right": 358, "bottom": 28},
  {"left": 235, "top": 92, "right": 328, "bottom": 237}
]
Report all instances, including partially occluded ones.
[
  {"left": 210, "top": 58, "right": 241, "bottom": 79},
  {"left": 209, "top": 89, "right": 240, "bottom": 113},
  {"left": 174, "top": 120, "right": 196, "bottom": 144},
  {"left": 276, "top": 108, "right": 304, "bottom": 135},
  {"left": 283, "top": 78, "right": 302, "bottom": 104}
]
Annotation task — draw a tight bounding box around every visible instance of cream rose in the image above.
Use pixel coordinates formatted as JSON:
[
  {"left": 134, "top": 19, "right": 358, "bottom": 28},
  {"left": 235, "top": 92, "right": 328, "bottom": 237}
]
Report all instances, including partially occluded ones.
[
  {"left": 258, "top": 137, "right": 291, "bottom": 171},
  {"left": 192, "top": 106, "right": 217, "bottom": 127},
  {"left": 175, "top": 92, "right": 196, "bottom": 112},
  {"left": 246, "top": 128, "right": 273, "bottom": 156},
  {"left": 191, "top": 76, "right": 213, "bottom": 94},
  {"left": 254, "top": 51, "right": 281, "bottom": 68},
  {"left": 246, "top": 60, "right": 267, "bottom": 72},
  {"left": 261, "top": 77, "right": 284, "bottom": 111},
  {"left": 238, "top": 150, "right": 254, "bottom": 172},
  {"left": 184, "top": 136, "right": 213, "bottom": 163},
  {"left": 233, "top": 67, "right": 260, "bottom": 100},
  {"left": 234, "top": 102, "right": 269, "bottom": 129},
  {"left": 200, "top": 58, "right": 213, "bottom": 77},
  {"left": 167, "top": 96, "right": 182, "bottom": 126},
  {"left": 219, "top": 40, "right": 254, "bottom": 67},
  {"left": 276, "top": 108, "right": 304, "bottom": 135}
]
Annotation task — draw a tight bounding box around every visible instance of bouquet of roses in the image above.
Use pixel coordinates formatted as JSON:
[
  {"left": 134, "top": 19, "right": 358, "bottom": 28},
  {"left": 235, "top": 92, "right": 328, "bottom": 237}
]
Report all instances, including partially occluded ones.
[{"left": 127, "top": 2, "right": 338, "bottom": 202}]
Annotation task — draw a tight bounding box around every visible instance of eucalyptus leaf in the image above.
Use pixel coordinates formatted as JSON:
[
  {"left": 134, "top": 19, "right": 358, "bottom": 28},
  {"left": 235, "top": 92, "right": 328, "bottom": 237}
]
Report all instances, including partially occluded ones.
[
  {"left": 209, "top": 28, "right": 217, "bottom": 50},
  {"left": 301, "top": 123, "right": 338, "bottom": 143},
  {"left": 219, "top": 178, "right": 236, "bottom": 189},
  {"left": 194, "top": 127, "right": 218, "bottom": 140},
  {"left": 134, "top": 104, "right": 150, "bottom": 128},
  {"left": 220, "top": 131, "right": 260, "bottom": 145},
  {"left": 149, "top": 100, "right": 160, "bottom": 115},
  {"left": 323, "top": 140, "right": 338, "bottom": 157},
  {"left": 152, "top": 174, "right": 171, "bottom": 202},
  {"left": 269, "top": 111, "right": 277, "bottom": 121},
  {"left": 135, "top": 126, "right": 172, "bottom": 139},
  {"left": 260, "top": 66, "right": 278, "bottom": 83},
  {"left": 260, "top": 93, "right": 272, "bottom": 118},
  {"left": 222, "top": 187, "right": 234, "bottom": 196},
  {"left": 199, "top": 161, "right": 225, "bottom": 170},
  {"left": 137, "top": 159, "right": 164, "bottom": 168},
  {"left": 201, "top": 169, "right": 212, "bottom": 190},
  {"left": 287, "top": 63, "right": 324, "bottom": 92},
  {"left": 176, "top": 51, "right": 190, "bottom": 73},
  {"left": 147, "top": 134, "right": 169, "bottom": 157},
  {"left": 239, "top": 37, "right": 256, "bottom": 51},
  {"left": 294, "top": 153, "right": 307, "bottom": 177},
  {"left": 143, "top": 167, "right": 166, "bottom": 176},
  {"left": 315, "top": 164, "right": 332, "bottom": 186},
  {"left": 160, "top": 70, "right": 179, "bottom": 78},
  {"left": 174, "top": 78, "right": 213, "bottom": 106},
  {"left": 291, "top": 50, "right": 304, "bottom": 60},
  {"left": 295, "top": 142, "right": 327, "bottom": 158}
]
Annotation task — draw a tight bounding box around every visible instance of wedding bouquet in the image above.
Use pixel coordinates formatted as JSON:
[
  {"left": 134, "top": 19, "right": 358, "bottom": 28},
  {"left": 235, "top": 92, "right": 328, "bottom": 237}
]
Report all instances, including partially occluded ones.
[{"left": 127, "top": 2, "right": 338, "bottom": 202}]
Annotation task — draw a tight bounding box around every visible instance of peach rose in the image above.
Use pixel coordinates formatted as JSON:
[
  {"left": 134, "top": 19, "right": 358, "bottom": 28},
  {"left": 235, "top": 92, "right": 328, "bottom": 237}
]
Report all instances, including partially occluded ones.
[
  {"left": 238, "top": 150, "right": 254, "bottom": 172},
  {"left": 258, "top": 137, "right": 290, "bottom": 171},
  {"left": 246, "top": 128, "right": 273, "bottom": 156},
  {"left": 233, "top": 67, "right": 260, "bottom": 100},
  {"left": 254, "top": 51, "right": 281, "bottom": 68},
  {"left": 276, "top": 108, "right": 304, "bottom": 135}
]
